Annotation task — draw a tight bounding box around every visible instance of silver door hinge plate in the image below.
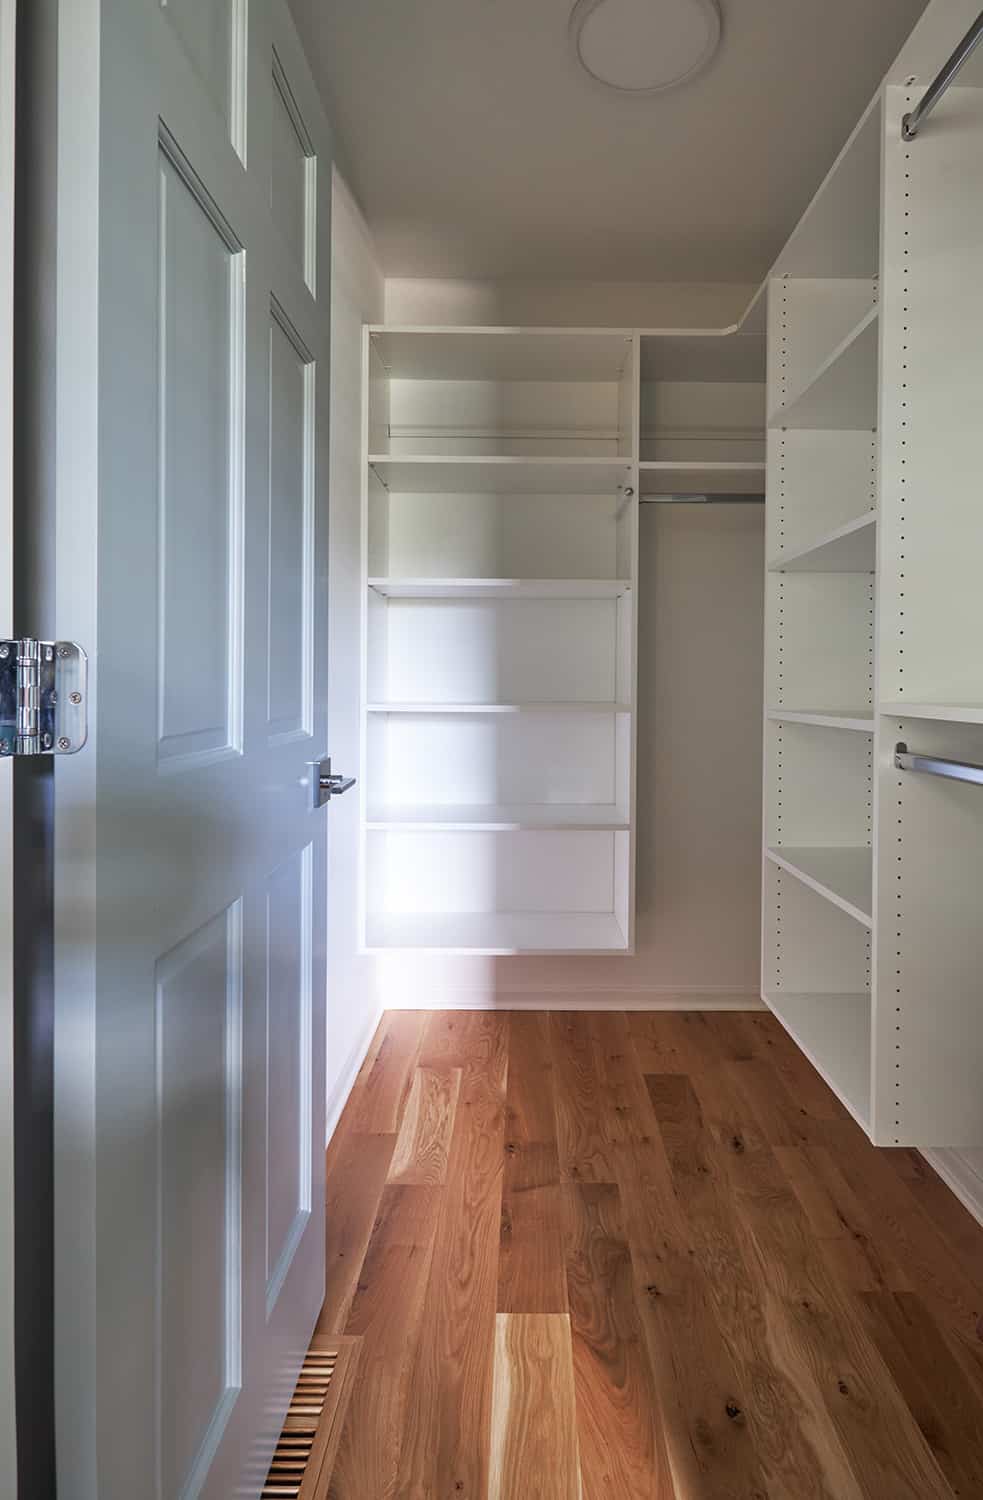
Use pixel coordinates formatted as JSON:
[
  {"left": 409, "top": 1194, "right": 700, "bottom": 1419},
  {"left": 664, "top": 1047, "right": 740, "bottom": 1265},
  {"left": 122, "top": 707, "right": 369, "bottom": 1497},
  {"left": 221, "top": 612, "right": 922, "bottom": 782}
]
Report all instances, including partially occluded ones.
[{"left": 0, "top": 640, "right": 88, "bottom": 756}]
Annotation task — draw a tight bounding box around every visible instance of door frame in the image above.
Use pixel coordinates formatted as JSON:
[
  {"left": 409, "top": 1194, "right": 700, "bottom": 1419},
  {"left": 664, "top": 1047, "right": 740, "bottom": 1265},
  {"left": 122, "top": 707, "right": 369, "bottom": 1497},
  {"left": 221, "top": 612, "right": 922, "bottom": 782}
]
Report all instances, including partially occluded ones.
[{"left": 0, "top": 0, "right": 17, "bottom": 1485}]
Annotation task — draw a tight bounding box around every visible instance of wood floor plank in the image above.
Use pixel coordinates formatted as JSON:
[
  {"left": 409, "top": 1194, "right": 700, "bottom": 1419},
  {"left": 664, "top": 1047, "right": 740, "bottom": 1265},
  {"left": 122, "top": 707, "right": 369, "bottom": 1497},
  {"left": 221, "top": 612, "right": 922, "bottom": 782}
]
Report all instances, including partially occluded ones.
[
  {"left": 346, "top": 1010, "right": 425, "bottom": 1135},
  {"left": 394, "top": 1013, "right": 509, "bottom": 1500},
  {"left": 505, "top": 1011, "right": 557, "bottom": 1144},
  {"left": 655, "top": 1092, "right": 866, "bottom": 1499},
  {"left": 386, "top": 1065, "right": 461, "bottom": 1186},
  {"left": 316, "top": 1131, "right": 396, "bottom": 1336},
  {"left": 884, "top": 1147, "right": 983, "bottom": 1293},
  {"left": 859, "top": 1290, "right": 983, "bottom": 1498},
  {"left": 774, "top": 1144, "right": 911, "bottom": 1294},
  {"left": 328, "top": 1185, "right": 441, "bottom": 1499},
  {"left": 635, "top": 1277, "right": 769, "bottom": 1500},
  {"left": 487, "top": 1314, "right": 582, "bottom": 1500},
  {"left": 499, "top": 1010, "right": 566, "bottom": 1313},
  {"left": 704, "top": 1116, "right": 954, "bottom": 1497},
  {"left": 738, "top": 1013, "right": 850, "bottom": 1122},
  {"left": 628, "top": 1010, "right": 726, "bottom": 1075},
  {"left": 551, "top": 1013, "right": 617, "bottom": 1183},
  {"left": 564, "top": 1182, "right": 675, "bottom": 1499},
  {"left": 827, "top": 1121, "right": 983, "bottom": 1372}
]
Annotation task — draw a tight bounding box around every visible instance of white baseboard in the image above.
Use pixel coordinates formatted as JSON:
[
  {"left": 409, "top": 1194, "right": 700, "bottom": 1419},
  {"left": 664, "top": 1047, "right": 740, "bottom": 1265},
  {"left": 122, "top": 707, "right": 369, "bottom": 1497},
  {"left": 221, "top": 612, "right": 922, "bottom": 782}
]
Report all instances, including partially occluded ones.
[
  {"left": 324, "top": 1003, "right": 384, "bottom": 1147},
  {"left": 381, "top": 989, "right": 763, "bottom": 1012},
  {"left": 921, "top": 1148, "right": 983, "bottom": 1229}
]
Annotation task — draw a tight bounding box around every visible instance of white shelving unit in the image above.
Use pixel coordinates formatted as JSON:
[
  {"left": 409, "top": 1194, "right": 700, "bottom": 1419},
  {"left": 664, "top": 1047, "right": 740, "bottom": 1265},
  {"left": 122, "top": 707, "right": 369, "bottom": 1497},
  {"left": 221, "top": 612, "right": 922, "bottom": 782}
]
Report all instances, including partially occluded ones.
[
  {"left": 762, "top": 62, "right": 983, "bottom": 1147},
  {"left": 362, "top": 325, "right": 639, "bottom": 953},
  {"left": 361, "top": 318, "right": 768, "bottom": 955}
]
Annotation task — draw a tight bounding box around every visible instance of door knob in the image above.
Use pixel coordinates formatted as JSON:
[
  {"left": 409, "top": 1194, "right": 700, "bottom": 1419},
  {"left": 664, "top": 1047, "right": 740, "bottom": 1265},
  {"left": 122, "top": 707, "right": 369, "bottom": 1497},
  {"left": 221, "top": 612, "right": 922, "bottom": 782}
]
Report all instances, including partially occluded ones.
[{"left": 310, "top": 757, "right": 356, "bottom": 809}]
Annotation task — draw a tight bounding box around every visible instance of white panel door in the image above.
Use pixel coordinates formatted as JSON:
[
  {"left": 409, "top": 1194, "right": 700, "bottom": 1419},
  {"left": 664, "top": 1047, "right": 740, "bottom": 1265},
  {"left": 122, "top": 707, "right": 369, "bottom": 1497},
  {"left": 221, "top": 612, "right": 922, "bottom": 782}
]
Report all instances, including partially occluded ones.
[
  {"left": 0, "top": 0, "right": 15, "bottom": 1490},
  {"left": 53, "top": 3, "right": 333, "bottom": 1496}
]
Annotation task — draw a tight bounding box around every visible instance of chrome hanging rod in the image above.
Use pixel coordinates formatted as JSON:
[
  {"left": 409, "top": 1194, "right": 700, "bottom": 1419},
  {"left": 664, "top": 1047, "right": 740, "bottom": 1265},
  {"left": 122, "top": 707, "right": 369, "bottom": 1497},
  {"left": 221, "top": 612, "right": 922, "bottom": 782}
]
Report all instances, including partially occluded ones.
[
  {"left": 894, "top": 741, "right": 983, "bottom": 786},
  {"left": 901, "top": 9, "right": 983, "bottom": 139}
]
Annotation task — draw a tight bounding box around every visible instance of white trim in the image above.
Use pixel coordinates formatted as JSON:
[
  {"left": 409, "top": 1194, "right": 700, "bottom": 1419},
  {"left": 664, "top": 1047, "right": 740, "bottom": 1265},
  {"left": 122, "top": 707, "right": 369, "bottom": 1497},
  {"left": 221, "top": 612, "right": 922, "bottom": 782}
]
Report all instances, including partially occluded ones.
[
  {"left": 921, "top": 1149, "right": 983, "bottom": 1230},
  {"left": 324, "top": 1002, "right": 384, "bottom": 1146},
  {"left": 380, "top": 990, "right": 763, "bottom": 1012}
]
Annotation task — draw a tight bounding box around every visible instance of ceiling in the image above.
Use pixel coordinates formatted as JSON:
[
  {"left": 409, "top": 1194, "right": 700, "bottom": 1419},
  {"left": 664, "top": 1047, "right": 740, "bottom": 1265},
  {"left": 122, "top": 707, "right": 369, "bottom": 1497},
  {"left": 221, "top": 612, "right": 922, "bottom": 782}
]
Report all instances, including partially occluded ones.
[{"left": 288, "top": 0, "right": 929, "bottom": 283}]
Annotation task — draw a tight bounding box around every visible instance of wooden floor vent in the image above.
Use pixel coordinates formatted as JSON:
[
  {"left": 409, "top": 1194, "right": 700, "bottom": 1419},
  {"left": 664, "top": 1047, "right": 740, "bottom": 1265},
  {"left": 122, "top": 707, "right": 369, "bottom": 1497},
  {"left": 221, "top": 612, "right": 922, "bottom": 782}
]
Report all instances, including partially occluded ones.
[{"left": 261, "top": 1335, "right": 359, "bottom": 1500}]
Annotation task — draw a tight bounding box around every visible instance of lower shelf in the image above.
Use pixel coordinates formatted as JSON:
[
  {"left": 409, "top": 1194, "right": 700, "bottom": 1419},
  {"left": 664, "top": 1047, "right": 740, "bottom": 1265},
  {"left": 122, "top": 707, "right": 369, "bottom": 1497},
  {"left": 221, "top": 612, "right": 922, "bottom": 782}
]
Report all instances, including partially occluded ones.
[
  {"left": 765, "top": 845, "right": 873, "bottom": 928},
  {"left": 365, "top": 910, "right": 629, "bottom": 954},
  {"left": 764, "top": 991, "right": 871, "bottom": 1130}
]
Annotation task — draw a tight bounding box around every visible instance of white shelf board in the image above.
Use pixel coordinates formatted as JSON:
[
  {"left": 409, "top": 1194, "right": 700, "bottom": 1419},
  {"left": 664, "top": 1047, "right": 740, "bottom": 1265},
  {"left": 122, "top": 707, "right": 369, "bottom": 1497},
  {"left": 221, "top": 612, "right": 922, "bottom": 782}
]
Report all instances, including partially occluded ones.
[
  {"left": 367, "top": 803, "right": 629, "bottom": 832},
  {"left": 881, "top": 702, "right": 983, "bottom": 726},
  {"left": 768, "top": 511, "right": 876, "bottom": 572},
  {"left": 368, "top": 455, "right": 633, "bottom": 495},
  {"left": 767, "top": 708, "right": 874, "bottom": 733},
  {"left": 368, "top": 577, "right": 630, "bottom": 599},
  {"left": 764, "top": 992, "right": 871, "bottom": 1130},
  {"left": 639, "top": 332, "right": 766, "bottom": 383},
  {"left": 365, "top": 910, "right": 629, "bottom": 954},
  {"left": 765, "top": 846, "right": 873, "bottom": 928},
  {"left": 639, "top": 461, "right": 765, "bottom": 498},
  {"left": 368, "top": 326, "right": 633, "bottom": 382},
  {"left": 768, "top": 305, "right": 879, "bottom": 431},
  {"left": 366, "top": 701, "right": 632, "bottom": 715}
]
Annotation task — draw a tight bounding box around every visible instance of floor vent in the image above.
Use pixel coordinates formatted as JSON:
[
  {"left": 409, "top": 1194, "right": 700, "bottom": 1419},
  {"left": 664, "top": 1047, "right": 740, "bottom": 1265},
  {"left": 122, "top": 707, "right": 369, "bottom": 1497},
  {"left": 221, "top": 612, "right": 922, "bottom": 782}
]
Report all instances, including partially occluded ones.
[{"left": 261, "top": 1335, "right": 359, "bottom": 1499}]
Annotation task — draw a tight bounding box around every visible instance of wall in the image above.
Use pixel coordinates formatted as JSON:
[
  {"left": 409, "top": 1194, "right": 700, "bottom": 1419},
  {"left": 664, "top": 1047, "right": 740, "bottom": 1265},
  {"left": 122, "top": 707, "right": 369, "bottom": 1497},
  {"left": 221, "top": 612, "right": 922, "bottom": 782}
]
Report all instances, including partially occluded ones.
[
  {"left": 373, "top": 277, "right": 765, "bottom": 1007},
  {"left": 326, "top": 168, "right": 384, "bottom": 1134},
  {"left": 385, "top": 278, "right": 755, "bottom": 329}
]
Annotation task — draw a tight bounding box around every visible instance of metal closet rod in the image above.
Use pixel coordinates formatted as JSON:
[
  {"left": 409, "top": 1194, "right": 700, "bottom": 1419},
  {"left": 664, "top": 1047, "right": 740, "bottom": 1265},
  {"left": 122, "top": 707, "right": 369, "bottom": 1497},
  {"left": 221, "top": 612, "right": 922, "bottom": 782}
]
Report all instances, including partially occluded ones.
[
  {"left": 901, "top": 9, "right": 983, "bottom": 139},
  {"left": 894, "top": 741, "right": 983, "bottom": 786}
]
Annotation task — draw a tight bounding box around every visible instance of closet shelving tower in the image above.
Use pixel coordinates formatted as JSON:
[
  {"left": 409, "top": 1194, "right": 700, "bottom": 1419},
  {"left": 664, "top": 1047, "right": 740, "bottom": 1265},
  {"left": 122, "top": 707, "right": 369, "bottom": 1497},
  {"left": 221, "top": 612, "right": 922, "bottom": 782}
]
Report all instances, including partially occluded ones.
[
  {"left": 762, "top": 58, "right": 983, "bottom": 1146},
  {"left": 360, "top": 327, "right": 640, "bottom": 954},
  {"left": 360, "top": 320, "right": 768, "bottom": 955}
]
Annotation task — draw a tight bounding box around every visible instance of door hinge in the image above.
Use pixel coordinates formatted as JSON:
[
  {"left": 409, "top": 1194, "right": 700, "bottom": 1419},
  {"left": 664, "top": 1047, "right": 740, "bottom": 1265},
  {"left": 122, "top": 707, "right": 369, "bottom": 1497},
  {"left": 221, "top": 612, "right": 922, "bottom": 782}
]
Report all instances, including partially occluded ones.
[{"left": 0, "top": 640, "right": 88, "bottom": 757}]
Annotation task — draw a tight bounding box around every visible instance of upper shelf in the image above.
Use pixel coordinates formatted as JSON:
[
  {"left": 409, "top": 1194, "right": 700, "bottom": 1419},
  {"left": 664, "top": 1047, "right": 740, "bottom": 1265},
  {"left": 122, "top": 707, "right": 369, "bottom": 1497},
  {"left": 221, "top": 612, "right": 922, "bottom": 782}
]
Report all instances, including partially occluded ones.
[
  {"left": 368, "top": 327, "right": 634, "bottom": 382},
  {"left": 765, "top": 845, "right": 873, "bottom": 928},
  {"left": 881, "top": 702, "right": 983, "bottom": 725},
  {"left": 771, "top": 97, "right": 881, "bottom": 280},
  {"left": 769, "top": 511, "right": 876, "bottom": 572},
  {"left": 368, "top": 578, "right": 630, "bottom": 599},
  {"left": 368, "top": 455, "right": 633, "bottom": 494},
  {"left": 769, "top": 305, "right": 879, "bottom": 431},
  {"left": 639, "top": 461, "right": 765, "bottom": 498},
  {"left": 639, "top": 332, "right": 766, "bottom": 383}
]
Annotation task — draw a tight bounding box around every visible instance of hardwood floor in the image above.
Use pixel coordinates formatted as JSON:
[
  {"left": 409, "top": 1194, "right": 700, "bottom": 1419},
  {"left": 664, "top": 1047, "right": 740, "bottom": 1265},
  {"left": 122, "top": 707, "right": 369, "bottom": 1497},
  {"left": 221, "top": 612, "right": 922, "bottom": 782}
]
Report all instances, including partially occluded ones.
[{"left": 317, "top": 1010, "right": 983, "bottom": 1498}]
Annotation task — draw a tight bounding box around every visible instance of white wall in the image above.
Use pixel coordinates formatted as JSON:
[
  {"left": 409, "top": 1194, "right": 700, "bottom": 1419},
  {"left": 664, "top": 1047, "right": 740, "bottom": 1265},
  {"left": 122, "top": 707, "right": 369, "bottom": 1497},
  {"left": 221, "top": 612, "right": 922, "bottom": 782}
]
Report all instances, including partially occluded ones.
[
  {"left": 326, "top": 169, "right": 384, "bottom": 1135},
  {"left": 385, "top": 278, "right": 755, "bottom": 329},
  {"left": 373, "top": 277, "right": 765, "bottom": 1007}
]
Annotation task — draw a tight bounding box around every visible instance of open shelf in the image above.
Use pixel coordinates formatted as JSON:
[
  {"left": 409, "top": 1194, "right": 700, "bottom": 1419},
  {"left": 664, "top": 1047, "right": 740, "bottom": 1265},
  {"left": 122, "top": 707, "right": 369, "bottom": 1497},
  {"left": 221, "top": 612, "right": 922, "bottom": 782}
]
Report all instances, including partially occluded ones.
[
  {"left": 639, "top": 461, "right": 765, "bottom": 497},
  {"left": 366, "top": 701, "right": 631, "bottom": 715},
  {"left": 639, "top": 332, "right": 766, "bottom": 383},
  {"left": 881, "top": 703, "right": 983, "bottom": 726},
  {"left": 368, "top": 455, "right": 633, "bottom": 494},
  {"left": 768, "top": 511, "right": 876, "bottom": 572},
  {"left": 368, "top": 577, "right": 630, "bottom": 599},
  {"left": 769, "top": 305, "right": 878, "bottom": 431},
  {"left": 365, "top": 910, "right": 629, "bottom": 954},
  {"left": 767, "top": 708, "right": 874, "bottom": 733},
  {"left": 368, "top": 326, "right": 634, "bottom": 382},
  {"left": 765, "top": 845, "right": 872, "bottom": 927},
  {"left": 366, "top": 803, "right": 629, "bottom": 831},
  {"left": 765, "top": 992, "right": 871, "bottom": 1129}
]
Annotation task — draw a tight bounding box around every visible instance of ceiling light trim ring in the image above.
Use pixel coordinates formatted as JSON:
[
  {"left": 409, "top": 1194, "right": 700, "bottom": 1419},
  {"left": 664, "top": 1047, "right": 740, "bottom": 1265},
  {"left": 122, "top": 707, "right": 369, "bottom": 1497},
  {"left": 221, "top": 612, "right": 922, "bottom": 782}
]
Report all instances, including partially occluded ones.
[{"left": 569, "top": 0, "right": 722, "bottom": 96}]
